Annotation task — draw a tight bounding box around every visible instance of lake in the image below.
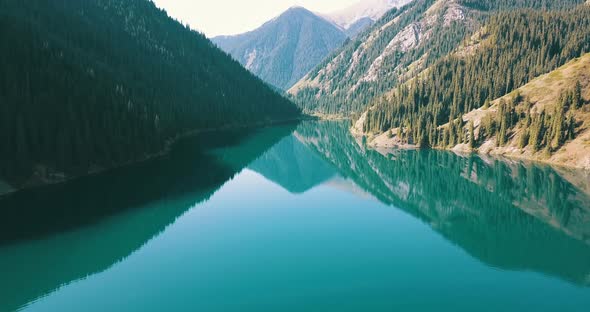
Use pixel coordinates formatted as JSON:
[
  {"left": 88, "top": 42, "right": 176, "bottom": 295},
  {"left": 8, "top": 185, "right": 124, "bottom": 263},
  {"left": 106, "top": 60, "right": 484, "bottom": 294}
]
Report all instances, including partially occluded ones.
[{"left": 1, "top": 121, "right": 589, "bottom": 312}]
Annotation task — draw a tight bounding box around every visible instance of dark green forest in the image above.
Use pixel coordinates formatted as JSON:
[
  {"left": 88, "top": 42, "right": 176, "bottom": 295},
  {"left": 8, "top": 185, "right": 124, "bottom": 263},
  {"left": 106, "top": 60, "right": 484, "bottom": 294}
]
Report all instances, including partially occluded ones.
[
  {"left": 292, "top": 0, "right": 586, "bottom": 114},
  {"left": 0, "top": 0, "right": 300, "bottom": 185},
  {"left": 363, "top": 6, "right": 590, "bottom": 148}
]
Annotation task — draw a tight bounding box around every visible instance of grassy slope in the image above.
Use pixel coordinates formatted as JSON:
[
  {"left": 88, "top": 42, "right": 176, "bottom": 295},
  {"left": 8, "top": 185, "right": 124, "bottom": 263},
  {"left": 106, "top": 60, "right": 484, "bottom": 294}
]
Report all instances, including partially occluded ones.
[
  {"left": 357, "top": 53, "right": 590, "bottom": 169},
  {"left": 461, "top": 53, "right": 590, "bottom": 169}
]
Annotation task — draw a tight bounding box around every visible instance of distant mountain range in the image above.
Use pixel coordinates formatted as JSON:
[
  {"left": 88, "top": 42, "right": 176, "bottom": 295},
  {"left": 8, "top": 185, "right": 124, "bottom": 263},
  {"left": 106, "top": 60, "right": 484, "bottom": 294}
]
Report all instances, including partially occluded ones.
[{"left": 212, "top": 1, "right": 413, "bottom": 90}]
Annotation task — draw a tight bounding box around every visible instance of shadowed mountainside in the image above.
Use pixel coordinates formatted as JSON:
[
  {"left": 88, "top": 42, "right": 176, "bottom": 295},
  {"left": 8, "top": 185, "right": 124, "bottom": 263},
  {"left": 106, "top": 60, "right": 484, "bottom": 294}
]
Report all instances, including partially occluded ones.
[{"left": 0, "top": 0, "right": 299, "bottom": 190}]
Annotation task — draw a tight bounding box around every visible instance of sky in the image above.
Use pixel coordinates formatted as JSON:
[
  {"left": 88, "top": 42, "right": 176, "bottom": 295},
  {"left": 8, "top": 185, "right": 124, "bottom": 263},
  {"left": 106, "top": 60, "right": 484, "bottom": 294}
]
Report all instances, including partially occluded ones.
[{"left": 151, "top": 0, "right": 361, "bottom": 37}]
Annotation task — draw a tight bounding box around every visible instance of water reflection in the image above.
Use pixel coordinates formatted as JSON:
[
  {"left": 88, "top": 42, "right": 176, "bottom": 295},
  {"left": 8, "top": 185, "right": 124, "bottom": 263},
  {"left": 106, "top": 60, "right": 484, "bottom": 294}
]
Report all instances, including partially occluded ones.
[
  {"left": 289, "top": 121, "right": 590, "bottom": 286},
  {"left": 0, "top": 124, "right": 295, "bottom": 312},
  {"left": 1, "top": 120, "right": 590, "bottom": 311},
  {"left": 249, "top": 135, "right": 337, "bottom": 193}
]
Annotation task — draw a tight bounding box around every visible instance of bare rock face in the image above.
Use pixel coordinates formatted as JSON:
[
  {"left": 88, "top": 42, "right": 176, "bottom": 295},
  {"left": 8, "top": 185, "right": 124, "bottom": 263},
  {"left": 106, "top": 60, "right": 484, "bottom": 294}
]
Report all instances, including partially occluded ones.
[
  {"left": 290, "top": 0, "right": 475, "bottom": 113},
  {"left": 351, "top": 111, "right": 368, "bottom": 136}
]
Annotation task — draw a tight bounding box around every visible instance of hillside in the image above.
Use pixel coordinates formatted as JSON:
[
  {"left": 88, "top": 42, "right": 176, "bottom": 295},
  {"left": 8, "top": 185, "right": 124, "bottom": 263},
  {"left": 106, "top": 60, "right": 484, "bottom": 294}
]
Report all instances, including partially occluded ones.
[
  {"left": 360, "top": 54, "right": 590, "bottom": 169},
  {"left": 459, "top": 54, "right": 590, "bottom": 169},
  {"left": 290, "top": 0, "right": 586, "bottom": 115},
  {"left": 0, "top": 0, "right": 300, "bottom": 189},
  {"left": 212, "top": 7, "right": 347, "bottom": 90},
  {"left": 354, "top": 5, "right": 590, "bottom": 169}
]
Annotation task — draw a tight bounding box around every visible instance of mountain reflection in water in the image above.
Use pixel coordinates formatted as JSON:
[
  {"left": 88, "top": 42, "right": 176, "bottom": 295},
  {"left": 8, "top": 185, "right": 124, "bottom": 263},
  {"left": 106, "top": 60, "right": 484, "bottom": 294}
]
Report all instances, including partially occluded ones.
[{"left": 1, "top": 121, "right": 589, "bottom": 312}]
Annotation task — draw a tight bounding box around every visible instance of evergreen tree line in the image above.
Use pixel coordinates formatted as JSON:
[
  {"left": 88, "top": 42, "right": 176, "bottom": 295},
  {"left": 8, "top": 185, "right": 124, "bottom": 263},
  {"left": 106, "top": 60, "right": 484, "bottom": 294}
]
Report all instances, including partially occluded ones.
[
  {"left": 363, "top": 7, "right": 590, "bottom": 149},
  {"left": 292, "top": 0, "right": 586, "bottom": 115},
  {"left": 491, "top": 84, "right": 583, "bottom": 153},
  {"left": 0, "top": 0, "right": 300, "bottom": 183}
]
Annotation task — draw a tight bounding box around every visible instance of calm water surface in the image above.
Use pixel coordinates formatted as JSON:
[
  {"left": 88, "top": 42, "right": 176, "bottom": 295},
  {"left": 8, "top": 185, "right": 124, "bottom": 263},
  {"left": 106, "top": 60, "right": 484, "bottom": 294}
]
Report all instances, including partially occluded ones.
[{"left": 1, "top": 121, "right": 589, "bottom": 311}]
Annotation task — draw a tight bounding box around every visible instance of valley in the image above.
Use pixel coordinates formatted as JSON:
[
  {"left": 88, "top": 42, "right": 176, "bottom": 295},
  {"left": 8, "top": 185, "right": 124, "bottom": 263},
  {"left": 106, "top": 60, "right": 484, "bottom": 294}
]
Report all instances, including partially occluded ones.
[
  {"left": 0, "top": 0, "right": 301, "bottom": 193},
  {"left": 2, "top": 121, "right": 590, "bottom": 311},
  {"left": 283, "top": 0, "right": 590, "bottom": 170},
  {"left": 1, "top": 0, "right": 590, "bottom": 311}
]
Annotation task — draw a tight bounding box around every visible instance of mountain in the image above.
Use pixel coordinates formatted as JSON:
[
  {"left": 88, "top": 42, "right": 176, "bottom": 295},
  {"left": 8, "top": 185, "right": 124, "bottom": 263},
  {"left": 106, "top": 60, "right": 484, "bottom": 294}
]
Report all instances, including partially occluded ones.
[
  {"left": 455, "top": 54, "right": 590, "bottom": 169},
  {"left": 290, "top": 0, "right": 586, "bottom": 115},
  {"left": 0, "top": 0, "right": 300, "bottom": 190},
  {"left": 323, "top": 0, "right": 414, "bottom": 30},
  {"left": 342, "top": 17, "right": 375, "bottom": 37},
  {"left": 212, "top": 7, "right": 347, "bottom": 90},
  {"left": 354, "top": 4, "right": 590, "bottom": 168}
]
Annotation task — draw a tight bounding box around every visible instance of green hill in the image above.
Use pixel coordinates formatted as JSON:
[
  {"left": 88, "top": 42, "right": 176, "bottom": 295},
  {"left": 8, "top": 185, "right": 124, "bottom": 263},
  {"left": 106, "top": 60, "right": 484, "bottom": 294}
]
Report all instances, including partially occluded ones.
[
  {"left": 0, "top": 0, "right": 300, "bottom": 189},
  {"left": 355, "top": 4, "right": 590, "bottom": 168},
  {"left": 457, "top": 54, "right": 590, "bottom": 169}
]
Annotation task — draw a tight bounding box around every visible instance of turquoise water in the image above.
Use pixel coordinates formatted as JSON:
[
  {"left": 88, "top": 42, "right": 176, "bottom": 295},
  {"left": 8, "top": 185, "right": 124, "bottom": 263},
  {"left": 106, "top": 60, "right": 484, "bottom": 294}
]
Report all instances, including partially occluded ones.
[{"left": 1, "top": 121, "right": 589, "bottom": 311}]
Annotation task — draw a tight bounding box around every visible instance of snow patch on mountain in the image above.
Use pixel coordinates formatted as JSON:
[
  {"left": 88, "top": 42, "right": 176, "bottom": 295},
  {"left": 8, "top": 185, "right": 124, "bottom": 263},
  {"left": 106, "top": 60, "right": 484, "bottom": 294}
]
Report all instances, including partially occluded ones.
[
  {"left": 245, "top": 49, "right": 257, "bottom": 70},
  {"left": 324, "top": 0, "right": 414, "bottom": 30}
]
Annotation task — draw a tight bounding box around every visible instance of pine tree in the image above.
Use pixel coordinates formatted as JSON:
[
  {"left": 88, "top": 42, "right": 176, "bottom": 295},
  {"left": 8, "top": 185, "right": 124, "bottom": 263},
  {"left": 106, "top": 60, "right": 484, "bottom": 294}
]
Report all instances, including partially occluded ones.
[
  {"left": 529, "top": 113, "right": 545, "bottom": 153},
  {"left": 518, "top": 128, "right": 529, "bottom": 149},
  {"left": 567, "top": 113, "right": 576, "bottom": 141},
  {"left": 573, "top": 81, "right": 583, "bottom": 109},
  {"left": 518, "top": 113, "right": 531, "bottom": 149},
  {"left": 468, "top": 120, "right": 475, "bottom": 149},
  {"left": 496, "top": 100, "right": 508, "bottom": 147}
]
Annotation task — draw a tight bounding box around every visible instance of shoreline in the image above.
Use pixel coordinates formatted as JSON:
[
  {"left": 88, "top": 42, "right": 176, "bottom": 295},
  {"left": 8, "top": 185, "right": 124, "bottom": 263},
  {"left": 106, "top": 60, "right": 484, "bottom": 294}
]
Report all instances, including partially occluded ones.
[
  {"left": 0, "top": 117, "right": 306, "bottom": 198},
  {"left": 5, "top": 115, "right": 585, "bottom": 198},
  {"left": 305, "top": 113, "right": 351, "bottom": 121},
  {"left": 352, "top": 130, "right": 590, "bottom": 172}
]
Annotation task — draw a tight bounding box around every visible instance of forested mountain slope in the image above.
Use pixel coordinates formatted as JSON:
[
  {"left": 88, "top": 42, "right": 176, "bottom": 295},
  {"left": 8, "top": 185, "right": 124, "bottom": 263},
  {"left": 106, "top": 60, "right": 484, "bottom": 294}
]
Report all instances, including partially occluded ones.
[
  {"left": 290, "top": 0, "right": 586, "bottom": 114},
  {"left": 0, "top": 0, "right": 300, "bottom": 188},
  {"left": 356, "top": 6, "right": 590, "bottom": 168},
  {"left": 458, "top": 54, "right": 590, "bottom": 169},
  {"left": 212, "top": 7, "right": 347, "bottom": 90}
]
